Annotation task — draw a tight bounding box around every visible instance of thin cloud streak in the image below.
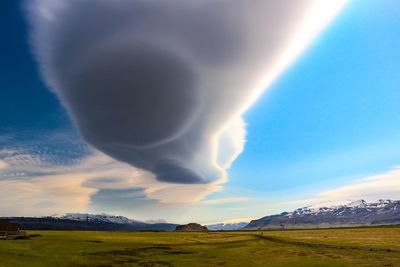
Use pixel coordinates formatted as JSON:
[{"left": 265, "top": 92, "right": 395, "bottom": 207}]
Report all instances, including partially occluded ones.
[
  {"left": 282, "top": 166, "right": 400, "bottom": 208},
  {"left": 201, "top": 197, "right": 248, "bottom": 205}
]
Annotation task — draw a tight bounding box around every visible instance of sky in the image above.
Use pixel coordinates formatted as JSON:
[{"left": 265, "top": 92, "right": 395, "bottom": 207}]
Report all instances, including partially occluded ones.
[{"left": 1, "top": 0, "right": 400, "bottom": 224}]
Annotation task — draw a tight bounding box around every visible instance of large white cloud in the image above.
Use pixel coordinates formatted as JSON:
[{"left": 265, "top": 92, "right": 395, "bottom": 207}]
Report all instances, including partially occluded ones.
[{"left": 27, "top": 0, "right": 346, "bottom": 184}]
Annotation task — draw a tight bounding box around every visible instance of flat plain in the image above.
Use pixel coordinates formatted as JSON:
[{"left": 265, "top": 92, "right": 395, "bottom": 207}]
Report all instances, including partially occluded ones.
[{"left": 0, "top": 227, "right": 399, "bottom": 267}]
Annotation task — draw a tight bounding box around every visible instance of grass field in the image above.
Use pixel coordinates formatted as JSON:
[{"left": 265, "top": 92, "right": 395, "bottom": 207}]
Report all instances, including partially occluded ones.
[{"left": 0, "top": 227, "right": 399, "bottom": 267}]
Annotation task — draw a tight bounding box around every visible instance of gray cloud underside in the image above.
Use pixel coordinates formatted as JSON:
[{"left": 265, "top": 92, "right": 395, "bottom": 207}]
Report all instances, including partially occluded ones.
[{"left": 28, "top": 0, "right": 344, "bottom": 183}]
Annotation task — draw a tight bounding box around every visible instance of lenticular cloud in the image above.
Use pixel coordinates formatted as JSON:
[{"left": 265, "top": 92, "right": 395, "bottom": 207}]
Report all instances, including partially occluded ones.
[{"left": 28, "top": 0, "right": 346, "bottom": 184}]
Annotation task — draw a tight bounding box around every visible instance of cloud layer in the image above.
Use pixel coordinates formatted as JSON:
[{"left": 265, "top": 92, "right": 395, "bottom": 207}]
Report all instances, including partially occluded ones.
[
  {"left": 0, "top": 143, "right": 223, "bottom": 217},
  {"left": 2, "top": 140, "right": 400, "bottom": 222},
  {"left": 28, "top": 0, "right": 346, "bottom": 184}
]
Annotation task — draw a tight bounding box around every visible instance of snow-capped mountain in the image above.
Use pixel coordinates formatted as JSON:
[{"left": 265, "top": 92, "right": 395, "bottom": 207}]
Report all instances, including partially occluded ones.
[
  {"left": 207, "top": 222, "right": 249, "bottom": 231},
  {"left": 60, "top": 213, "right": 142, "bottom": 225},
  {"left": 245, "top": 199, "right": 400, "bottom": 229},
  {"left": 6, "top": 214, "right": 178, "bottom": 231},
  {"left": 347, "top": 199, "right": 368, "bottom": 208}
]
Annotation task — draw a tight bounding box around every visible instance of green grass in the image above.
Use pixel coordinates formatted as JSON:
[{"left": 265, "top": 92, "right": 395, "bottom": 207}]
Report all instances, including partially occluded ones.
[{"left": 0, "top": 227, "right": 399, "bottom": 266}]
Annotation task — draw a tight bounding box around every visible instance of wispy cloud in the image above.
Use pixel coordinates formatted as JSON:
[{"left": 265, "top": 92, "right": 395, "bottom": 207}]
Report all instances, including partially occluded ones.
[
  {"left": 0, "top": 143, "right": 223, "bottom": 217},
  {"left": 201, "top": 197, "right": 248, "bottom": 205},
  {"left": 0, "top": 160, "right": 9, "bottom": 170},
  {"left": 282, "top": 166, "right": 400, "bottom": 208},
  {"left": 0, "top": 171, "right": 96, "bottom": 216}
]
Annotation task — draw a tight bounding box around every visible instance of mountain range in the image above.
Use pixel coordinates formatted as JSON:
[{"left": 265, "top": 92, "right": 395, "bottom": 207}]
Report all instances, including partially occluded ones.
[
  {"left": 206, "top": 222, "right": 249, "bottom": 231},
  {"left": 6, "top": 214, "right": 177, "bottom": 231},
  {"left": 4, "top": 199, "right": 399, "bottom": 231},
  {"left": 245, "top": 199, "right": 400, "bottom": 229}
]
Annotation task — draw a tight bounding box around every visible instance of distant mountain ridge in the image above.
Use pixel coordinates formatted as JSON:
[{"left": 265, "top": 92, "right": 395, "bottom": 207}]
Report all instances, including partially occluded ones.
[
  {"left": 4, "top": 199, "right": 400, "bottom": 232},
  {"left": 207, "top": 222, "right": 249, "bottom": 231},
  {"left": 59, "top": 213, "right": 143, "bottom": 225},
  {"left": 245, "top": 199, "right": 400, "bottom": 229},
  {"left": 5, "top": 214, "right": 178, "bottom": 231}
]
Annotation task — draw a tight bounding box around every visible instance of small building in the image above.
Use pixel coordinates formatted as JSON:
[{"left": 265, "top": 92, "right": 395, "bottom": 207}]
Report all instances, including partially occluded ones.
[{"left": 0, "top": 219, "right": 21, "bottom": 239}]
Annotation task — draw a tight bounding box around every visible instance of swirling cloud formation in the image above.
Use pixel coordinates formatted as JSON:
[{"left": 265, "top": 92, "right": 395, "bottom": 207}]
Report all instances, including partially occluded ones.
[{"left": 28, "top": 0, "right": 346, "bottom": 184}]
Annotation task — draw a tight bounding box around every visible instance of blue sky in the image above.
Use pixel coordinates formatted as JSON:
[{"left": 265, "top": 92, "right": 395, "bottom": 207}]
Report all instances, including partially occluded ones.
[
  {"left": 1, "top": 1, "right": 400, "bottom": 224},
  {"left": 228, "top": 0, "right": 400, "bottom": 192},
  {"left": 0, "top": 1, "right": 67, "bottom": 131}
]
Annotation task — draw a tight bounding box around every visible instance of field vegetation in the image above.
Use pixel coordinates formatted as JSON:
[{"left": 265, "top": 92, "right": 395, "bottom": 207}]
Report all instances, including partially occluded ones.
[{"left": 0, "top": 227, "right": 399, "bottom": 266}]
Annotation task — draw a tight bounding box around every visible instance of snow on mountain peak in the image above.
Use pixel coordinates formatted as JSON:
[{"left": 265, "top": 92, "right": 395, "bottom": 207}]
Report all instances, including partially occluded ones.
[
  {"left": 59, "top": 213, "right": 142, "bottom": 224},
  {"left": 246, "top": 199, "right": 400, "bottom": 229},
  {"left": 347, "top": 199, "right": 367, "bottom": 208},
  {"left": 287, "top": 199, "right": 396, "bottom": 217}
]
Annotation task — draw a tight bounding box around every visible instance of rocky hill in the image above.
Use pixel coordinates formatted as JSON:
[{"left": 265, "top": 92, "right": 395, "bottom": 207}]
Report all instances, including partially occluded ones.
[
  {"left": 175, "top": 223, "right": 208, "bottom": 231},
  {"left": 245, "top": 199, "right": 400, "bottom": 229}
]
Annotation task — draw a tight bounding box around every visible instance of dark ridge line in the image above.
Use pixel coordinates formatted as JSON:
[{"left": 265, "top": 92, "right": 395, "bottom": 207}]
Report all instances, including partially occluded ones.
[{"left": 254, "top": 235, "right": 400, "bottom": 253}]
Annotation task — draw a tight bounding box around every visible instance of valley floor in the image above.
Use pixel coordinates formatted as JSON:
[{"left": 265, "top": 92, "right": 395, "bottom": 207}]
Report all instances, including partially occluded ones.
[{"left": 0, "top": 227, "right": 400, "bottom": 266}]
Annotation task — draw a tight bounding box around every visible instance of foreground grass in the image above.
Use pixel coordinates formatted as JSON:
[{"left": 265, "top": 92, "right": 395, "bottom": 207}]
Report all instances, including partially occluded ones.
[{"left": 0, "top": 227, "right": 399, "bottom": 266}]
